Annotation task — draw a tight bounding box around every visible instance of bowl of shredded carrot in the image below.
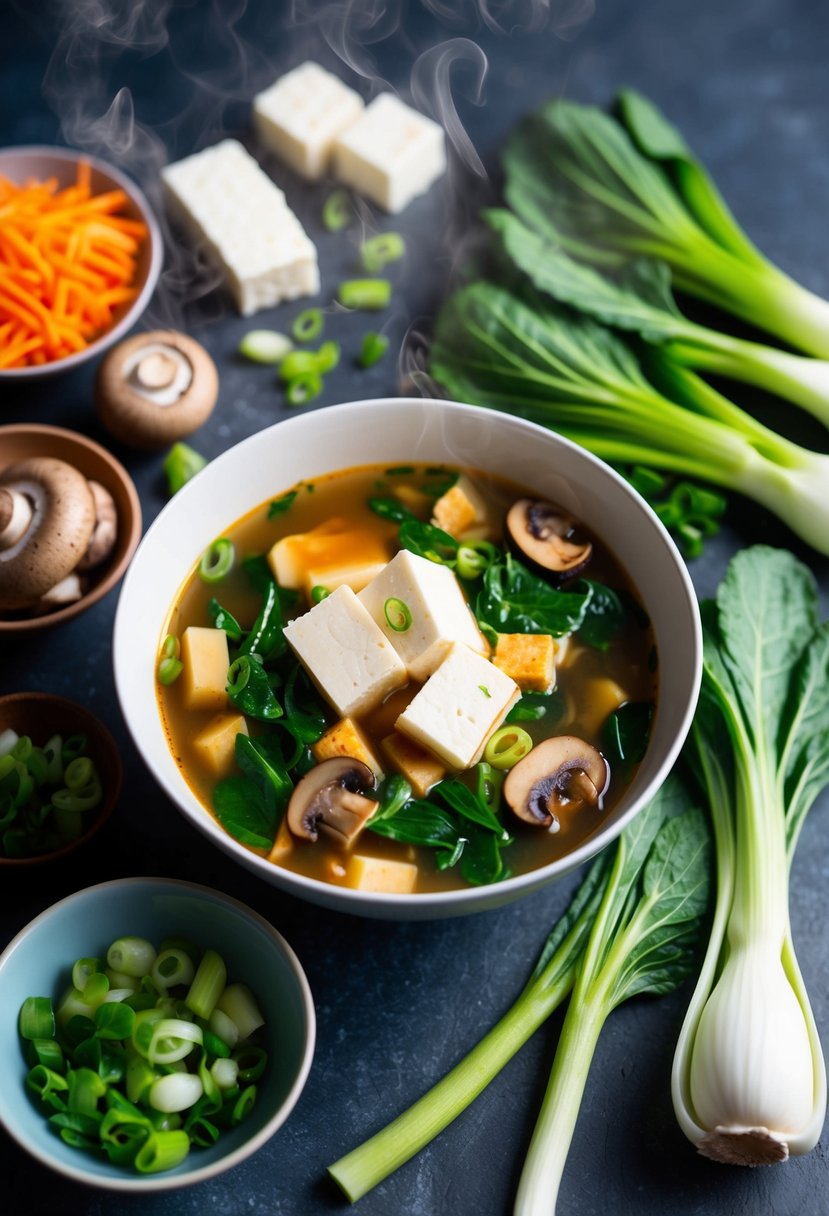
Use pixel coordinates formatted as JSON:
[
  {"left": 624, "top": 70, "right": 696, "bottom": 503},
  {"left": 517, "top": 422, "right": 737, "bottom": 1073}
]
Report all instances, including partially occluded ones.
[{"left": 0, "top": 146, "right": 162, "bottom": 376}]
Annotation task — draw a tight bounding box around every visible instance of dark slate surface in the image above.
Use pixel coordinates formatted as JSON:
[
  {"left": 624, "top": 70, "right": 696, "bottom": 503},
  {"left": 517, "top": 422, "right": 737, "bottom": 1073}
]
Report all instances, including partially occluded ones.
[{"left": 1, "top": 1, "right": 828, "bottom": 1214}]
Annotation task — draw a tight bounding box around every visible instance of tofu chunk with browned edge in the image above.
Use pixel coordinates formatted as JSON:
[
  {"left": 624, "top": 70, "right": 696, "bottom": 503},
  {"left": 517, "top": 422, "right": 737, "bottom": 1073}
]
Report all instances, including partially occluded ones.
[
  {"left": 253, "top": 62, "right": 365, "bottom": 180},
  {"left": 396, "top": 642, "right": 519, "bottom": 770},
  {"left": 493, "top": 633, "right": 556, "bottom": 693},
  {"left": 431, "top": 475, "right": 488, "bottom": 538},
  {"left": 283, "top": 585, "right": 407, "bottom": 718},
  {"left": 345, "top": 854, "right": 418, "bottom": 894},
  {"left": 180, "top": 626, "right": 230, "bottom": 712},
  {"left": 332, "top": 93, "right": 446, "bottom": 213},
  {"left": 358, "top": 550, "right": 486, "bottom": 681},
  {"left": 313, "top": 718, "right": 384, "bottom": 777}
]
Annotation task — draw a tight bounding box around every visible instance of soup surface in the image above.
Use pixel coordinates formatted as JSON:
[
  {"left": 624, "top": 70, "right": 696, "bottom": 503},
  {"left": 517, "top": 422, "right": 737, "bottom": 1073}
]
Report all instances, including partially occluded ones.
[{"left": 159, "top": 463, "right": 657, "bottom": 894}]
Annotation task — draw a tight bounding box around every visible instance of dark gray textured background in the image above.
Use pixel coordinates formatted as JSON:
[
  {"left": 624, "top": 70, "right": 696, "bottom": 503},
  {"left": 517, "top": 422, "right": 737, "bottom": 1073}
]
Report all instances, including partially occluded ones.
[{"left": 1, "top": 0, "right": 828, "bottom": 1213}]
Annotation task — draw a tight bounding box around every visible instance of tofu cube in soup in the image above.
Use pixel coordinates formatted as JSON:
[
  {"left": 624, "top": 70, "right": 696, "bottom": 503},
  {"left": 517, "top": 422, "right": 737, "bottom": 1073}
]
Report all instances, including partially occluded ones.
[
  {"left": 358, "top": 549, "right": 487, "bottom": 680},
  {"left": 253, "top": 61, "right": 365, "bottom": 180},
  {"left": 345, "top": 853, "right": 418, "bottom": 894},
  {"left": 268, "top": 518, "right": 389, "bottom": 597},
  {"left": 180, "top": 626, "right": 230, "bottom": 712},
  {"left": 396, "top": 643, "right": 520, "bottom": 770},
  {"left": 332, "top": 93, "right": 446, "bottom": 213},
  {"left": 193, "top": 713, "right": 248, "bottom": 776},
  {"left": 381, "top": 732, "right": 447, "bottom": 798},
  {"left": 493, "top": 633, "right": 556, "bottom": 693},
  {"left": 283, "top": 584, "right": 407, "bottom": 717},
  {"left": 313, "top": 717, "right": 384, "bottom": 778},
  {"left": 431, "top": 475, "right": 488, "bottom": 538}
]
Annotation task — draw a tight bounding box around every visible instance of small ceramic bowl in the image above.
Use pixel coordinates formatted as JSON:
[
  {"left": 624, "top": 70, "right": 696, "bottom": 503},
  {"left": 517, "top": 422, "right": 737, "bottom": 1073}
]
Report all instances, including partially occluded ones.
[
  {"left": 0, "top": 145, "right": 162, "bottom": 381},
  {"left": 0, "top": 877, "right": 315, "bottom": 1191},
  {"left": 114, "top": 397, "right": 702, "bottom": 920},
  {"left": 0, "top": 692, "right": 122, "bottom": 867},
  {"left": 0, "top": 423, "right": 142, "bottom": 633}
]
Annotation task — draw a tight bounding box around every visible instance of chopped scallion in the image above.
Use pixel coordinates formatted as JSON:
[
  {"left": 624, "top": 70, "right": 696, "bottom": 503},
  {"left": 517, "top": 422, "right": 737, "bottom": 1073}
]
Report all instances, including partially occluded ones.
[
  {"left": 337, "top": 278, "right": 391, "bottom": 310},
  {"left": 157, "top": 657, "right": 183, "bottom": 686},
  {"left": 360, "top": 233, "right": 405, "bottom": 273},
  {"left": 383, "top": 597, "right": 413, "bottom": 633},
  {"left": 292, "top": 309, "right": 324, "bottom": 342},
  {"left": 310, "top": 585, "right": 330, "bottom": 604},
  {"left": 358, "top": 332, "right": 390, "bottom": 368},
  {"left": 238, "top": 329, "right": 293, "bottom": 364},
  {"left": 285, "top": 371, "right": 323, "bottom": 407},
  {"left": 199, "top": 538, "right": 235, "bottom": 584},
  {"left": 322, "top": 188, "right": 352, "bottom": 231},
  {"left": 164, "top": 443, "right": 207, "bottom": 497},
  {"left": 483, "top": 726, "right": 534, "bottom": 770}
]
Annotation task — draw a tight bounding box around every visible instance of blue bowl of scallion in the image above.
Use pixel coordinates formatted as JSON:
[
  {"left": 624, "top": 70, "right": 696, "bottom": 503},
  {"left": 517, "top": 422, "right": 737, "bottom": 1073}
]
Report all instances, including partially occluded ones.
[{"left": 0, "top": 877, "right": 315, "bottom": 1191}]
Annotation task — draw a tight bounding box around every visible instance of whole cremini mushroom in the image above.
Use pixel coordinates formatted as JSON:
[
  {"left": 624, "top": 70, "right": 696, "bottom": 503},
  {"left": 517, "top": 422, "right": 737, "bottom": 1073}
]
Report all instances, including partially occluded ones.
[
  {"left": 0, "top": 458, "right": 95, "bottom": 610},
  {"left": 95, "top": 330, "right": 219, "bottom": 449},
  {"left": 505, "top": 499, "right": 592, "bottom": 579},
  {"left": 503, "top": 735, "right": 609, "bottom": 830},
  {"left": 286, "top": 757, "right": 379, "bottom": 847}
]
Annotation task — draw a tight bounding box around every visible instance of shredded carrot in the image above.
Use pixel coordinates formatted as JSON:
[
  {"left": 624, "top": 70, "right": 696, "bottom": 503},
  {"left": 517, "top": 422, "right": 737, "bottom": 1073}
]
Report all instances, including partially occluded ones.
[{"left": 0, "top": 160, "right": 148, "bottom": 368}]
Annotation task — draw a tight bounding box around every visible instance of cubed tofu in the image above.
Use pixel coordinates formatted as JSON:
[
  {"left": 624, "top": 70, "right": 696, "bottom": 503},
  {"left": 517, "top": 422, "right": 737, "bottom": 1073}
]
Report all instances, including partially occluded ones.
[
  {"left": 358, "top": 550, "right": 486, "bottom": 680},
  {"left": 193, "top": 713, "right": 249, "bottom": 776},
  {"left": 304, "top": 560, "right": 387, "bottom": 598},
  {"left": 253, "top": 61, "right": 365, "bottom": 180},
  {"left": 431, "top": 475, "right": 488, "bottom": 539},
  {"left": 268, "top": 517, "right": 350, "bottom": 588},
  {"left": 493, "top": 633, "right": 556, "bottom": 693},
  {"left": 396, "top": 643, "right": 519, "bottom": 770},
  {"left": 162, "top": 140, "right": 319, "bottom": 316},
  {"left": 180, "top": 626, "right": 230, "bottom": 712},
  {"left": 268, "top": 518, "right": 389, "bottom": 597},
  {"left": 381, "top": 732, "right": 446, "bottom": 798},
  {"left": 313, "top": 717, "right": 384, "bottom": 777},
  {"left": 267, "top": 816, "right": 295, "bottom": 864},
  {"left": 283, "top": 585, "right": 408, "bottom": 717},
  {"left": 332, "top": 93, "right": 446, "bottom": 213},
  {"left": 345, "top": 853, "right": 418, "bottom": 894},
  {"left": 581, "top": 677, "right": 629, "bottom": 735}
]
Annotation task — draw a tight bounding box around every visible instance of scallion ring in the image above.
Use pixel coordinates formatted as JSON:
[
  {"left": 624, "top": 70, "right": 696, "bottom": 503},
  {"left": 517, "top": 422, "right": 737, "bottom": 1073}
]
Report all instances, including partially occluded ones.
[
  {"left": 199, "top": 538, "right": 235, "bottom": 584},
  {"left": 360, "top": 233, "right": 405, "bottom": 273},
  {"left": 358, "top": 332, "right": 389, "bottom": 368},
  {"left": 483, "top": 725, "right": 534, "bottom": 771},
  {"left": 226, "top": 657, "right": 251, "bottom": 697},
  {"left": 285, "top": 372, "right": 323, "bottom": 407},
  {"left": 238, "top": 329, "right": 293, "bottom": 364},
  {"left": 157, "top": 658, "right": 183, "bottom": 686},
  {"left": 337, "top": 278, "right": 391, "bottom": 310},
  {"left": 456, "top": 541, "right": 499, "bottom": 580},
  {"left": 310, "top": 585, "right": 330, "bottom": 604},
  {"left": 160, "top": 635, "right": 179, "bottom": 661},
  {"left": 383, "top": 597, "right": 412, "bottom": 633},
  {"left": 322, "top": 188, "right": 352, "bottom": 231},
  {"left": 292, "top": 309, "right": 323, "bottom": 342}
]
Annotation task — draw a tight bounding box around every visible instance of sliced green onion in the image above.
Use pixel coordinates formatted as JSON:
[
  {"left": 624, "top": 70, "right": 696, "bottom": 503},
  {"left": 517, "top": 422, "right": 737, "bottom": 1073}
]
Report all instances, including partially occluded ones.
[
  {"left": 148, "top": 1019, "right": 203, "bottom": 1066},
  {"left": 151, "top": 949, "right": 195, "bottom": 990},
  {"left": 149, "top": 1072, "right": 203, "bottom": 1114},
  {"left": 134, "top": 1129, "right": 191, "bottom": 1173},
  {"left": 79, "top": 972, "right": 110, "bottom": 1007},
  {"left": 0, "top": 728, "right": 19, "bottom": 758},
  {"left": 310, "top": 585, "right": 330, "bottom": 604},
  {"left": 108, "top": 937, "right": 157, "bottom": 979},
  {"left": 358, "top": 332, "right": 390, "bottom": 368},
  {"left": 483, "top": 725, "right": 534, "bottom": 770},
  {"left": 27, "top": 1038, "right": 65, "bottom": 1072},
  {"left": 199, "top": 537, "right": 235, "bottom": 584},
  {"left": 231, "top": 1085, "right": 257, "bottom": 1125},
  {"left": 68, "top": 1067, "right": 107, "bottom": 1115},
  {"left": 157, "top": 657, "right": 183, "bottom": 685},
  {"left": 238, "top": 329, "right": 293, "bottom": 364},
  {"left": 211, "top": 1057, "right": 239, "bottom": 1090},
  {"left": 26, "top": 1064, "right": 69, "bottom": 1103},
  {"left": 292, "top": 309, "right": 323, "bottom": 342},
  {"left": 314, "top": 340, "right": 340, "bottom": 373},
  {"left": 208, "top": 1009, "right": 239, "bottom": 1049},
  {"left": 323, "top": 188, "right": 352, "bottom": 231},
  {"left": 126, "top": 1053, "right": 157, "bottom": 1105},
  {"left": 338, "top": 278, "right": 391, "bottom": 310},
  {"left": 186, "top": 949, "right": 227, "bottom": 1020},
  {"left": 72, "top": 958, "right": 101, "bottom": 993},
  {"left": 164, "top": 442, "right": 206, "bottom": 497},
  {"left": 43, "top": 734, "right": 63, "bottom": 783},
  {"left": 52, "top": 778, "right": 102, "bottom": 813},
  {"left": 285, "top": 371, "right": 323, "bottom": 407},
  {"left": 61, "top": 735, "right": 87, "bottom": 765},
  {"left": 456, "top": 541, "right": 499, "bottom": 580},
  {"left": 232, "top": 1045, "right": 268, "bottom": 1082},
  {"left": 201, "top": 1026, "right": 232, "bottom": 1059},
  {"left": 360, "top": 233, "right": 405, "bottom": 273},
  {"left": 64, "top": 757, "right": 94, "bottom": 791},
  {"left": 19, "top": 997, "right": 55, "bottom": 1041},
  {"left": 278, "top": 350, "right": 322, "bottom": 381},
  {"left": 215, "top": 984, "right": 264, "bottom": 1042},
  {"left": 160, "top": 635, "right": 179, "bottom": 661},
  {"left": 226, "top": 656, "right": 251, "bottom": 696},
  {"left": 95, "top": 1001, "right": 136, "bottom": 1041},
  {"left": 383, "top": 597, "right": 412, "bottom": 633}
]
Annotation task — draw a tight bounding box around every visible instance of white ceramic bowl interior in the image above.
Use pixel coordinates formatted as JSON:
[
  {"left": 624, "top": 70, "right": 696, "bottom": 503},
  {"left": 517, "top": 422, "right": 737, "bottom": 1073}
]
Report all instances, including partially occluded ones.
[{"left": 114, "top": 398, "right": 701, "bottom": 919}]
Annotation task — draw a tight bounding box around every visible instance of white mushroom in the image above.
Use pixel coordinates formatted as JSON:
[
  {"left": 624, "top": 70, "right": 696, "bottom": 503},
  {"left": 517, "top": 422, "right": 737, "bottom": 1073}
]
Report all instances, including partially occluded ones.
[{"left": 76, "top": 481, "right": 119, "bottom": 572}]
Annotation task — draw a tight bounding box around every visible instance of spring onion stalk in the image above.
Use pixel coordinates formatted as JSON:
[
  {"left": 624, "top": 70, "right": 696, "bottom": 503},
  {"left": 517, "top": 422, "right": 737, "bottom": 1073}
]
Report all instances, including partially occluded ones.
[
  {"left": 164, "top": 442, "right": 206, "bottom": 496},
  {"left": 186, "top": 950, "right": 227, "bottom": 1020},
  {"left": 209, "top": 1008, "right": 239, "bottom": 1049},
  {"left": 337, "top": 279, "right": 391, "bottom": 310},
  {"left": 292, "top": 309, "right": 324, "bottom": 342},
  {"left": 211, "top": 1057, "right": 239, "bottom": 1089},
  {"left": 215, "top": 984, "right": 264, "bottom": 1042},
  {"left": 488, "top": 209, "right": 829, "bottom": 430},
  {"left": 431, "top": 282, "right": 829, "bottom": 556},
  {"left": 672, "top": 547, "right": 829, "bottom": 1165},
  {"left": 329, "top": 782, "right": 710, "bottom": 1207},
  {"left": 238, "top": 329, "right": 293, "bottom": 364},
  {"left": 502, "top": 94, "right": 829, "bottom": 359},
  {"left": 358, "top": 332, "right": 389, "bottom": 368}
]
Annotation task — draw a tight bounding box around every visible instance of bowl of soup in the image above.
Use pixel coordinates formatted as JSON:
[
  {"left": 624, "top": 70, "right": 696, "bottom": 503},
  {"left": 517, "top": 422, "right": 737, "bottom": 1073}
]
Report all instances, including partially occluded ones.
[{"left": 113, "top": 398, "right": 701, "bottom": 919}]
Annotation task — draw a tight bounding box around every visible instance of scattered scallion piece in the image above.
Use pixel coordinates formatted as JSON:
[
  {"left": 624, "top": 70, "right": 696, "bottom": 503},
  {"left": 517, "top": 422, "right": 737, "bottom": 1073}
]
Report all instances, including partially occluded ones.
[
  {"left": 337, "top": 279, "right": 391, "bottom": 310},
  {"left": 358, "top": 332, "right": 390, "bottom": 368},
  {"left": 360, "top": 233, "right": 405, "bottom": 273},
  {"left": 164, "top": 443, "right": 207, "bottom": 497},
  {"left": 0, "top": 731, "right": 103, "bottom": 859},
  {"left": 383, "top": 597, "right": 413, "bottom": 633},
  {"left": 198, "top": 538, "right": 235, "bottom": 584},
  {"left": 310, "top": 585, "right": 330, "bottom": 604},
  {"left": 292, "top": 309, "right": 324, "bottom": 342},
  {"left": 285, "top": 372, "right": 323, "bottom": 407},
  {"left": 238, "top": 329, "right": 293, "bottom": 365},
  {"left": 483, "top": 726, "right": 533, "bottom": 769},
  {"left": 456, "top": 541, "right": 499, "bottom": 580},
  {"left": 322, "top": 188, "right": 352, "bottom": 232}
]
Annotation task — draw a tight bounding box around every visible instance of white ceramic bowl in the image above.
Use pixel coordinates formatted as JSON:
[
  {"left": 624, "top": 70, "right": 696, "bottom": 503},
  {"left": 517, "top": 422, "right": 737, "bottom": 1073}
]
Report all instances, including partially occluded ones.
[{"left": 114, "top": 398, "right": 701, "bottom": 919}]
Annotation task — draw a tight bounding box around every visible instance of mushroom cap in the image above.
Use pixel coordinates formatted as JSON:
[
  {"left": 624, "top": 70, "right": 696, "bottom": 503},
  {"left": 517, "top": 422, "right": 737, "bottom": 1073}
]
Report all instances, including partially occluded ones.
[
  {"left": 76, "top": 480, "right": 119, "bottom": 572},
  {"left": 95, "top": 329, "right": 219, "bottom": 449},
  {"left": 505, "top": 499, "right": 592, "bottom": 580},
  {"left": 286, "top": 757, "right": 378, "bottom": 846},
  {"left": 503, "top": 734, "right": 609, "bottom": 829},
  {"left": 0, "top": 458, "right": 95, "bottom": 610}
]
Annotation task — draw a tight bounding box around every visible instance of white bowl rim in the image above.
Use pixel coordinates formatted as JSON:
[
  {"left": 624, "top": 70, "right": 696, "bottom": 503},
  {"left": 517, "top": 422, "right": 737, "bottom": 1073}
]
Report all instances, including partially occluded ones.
[
  {"left": 114, "top": 397, "right": 702, "bottom": 916},
  {"left": 0, "top": 876, "right": 316, "bottom": 1192},
  {"left": 0, "top": 144, "right": 163, "bottom": 380}
]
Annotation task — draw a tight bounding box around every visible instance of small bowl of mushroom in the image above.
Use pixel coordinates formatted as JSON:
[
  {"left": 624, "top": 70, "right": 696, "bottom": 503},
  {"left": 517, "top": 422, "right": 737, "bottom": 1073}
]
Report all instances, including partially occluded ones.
[{"left": 0, "top": 424, "right": 142, "bottom": 632}]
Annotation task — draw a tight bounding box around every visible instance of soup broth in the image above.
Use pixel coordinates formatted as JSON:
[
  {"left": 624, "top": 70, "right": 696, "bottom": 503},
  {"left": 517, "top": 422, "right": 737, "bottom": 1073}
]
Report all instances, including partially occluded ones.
[{"left": 159, "top": 463, "right": 657, "bottom": 894}]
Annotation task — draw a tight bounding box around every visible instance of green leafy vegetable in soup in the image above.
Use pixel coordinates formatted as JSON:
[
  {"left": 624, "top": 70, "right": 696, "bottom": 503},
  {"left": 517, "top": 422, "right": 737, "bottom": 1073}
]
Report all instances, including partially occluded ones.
[{"left": 157, "top": 464, "right": 657, "bottom": 893}]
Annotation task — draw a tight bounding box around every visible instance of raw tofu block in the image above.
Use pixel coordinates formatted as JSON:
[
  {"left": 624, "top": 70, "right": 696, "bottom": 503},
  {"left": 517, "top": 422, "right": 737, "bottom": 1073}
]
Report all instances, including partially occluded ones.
[
  {"left": 180, "top": 626, "right": 230, "bottom": 712},
  {"left": 283, "top": 584, "right": 407, "bottom": 718},
  {"left": 381, "top": 732, "right": 446, "bottom": 798},
  {"left": 493, "top": 633, "right": 555, "bottom": 693},
  {"left": 345, "top": 853, "right": 418, "bottom": 894},
  {"left": 313, "top": 717, "right": 384, "bottom": 777},
  {"left": 332, "top": 93, "right": 446, "bottom": 213},
  {"left": 253, "top": 61, "right": 365, "bottom": 180},
  {"left": 268, "top": 518, "right": 389, "bottom": 597},
  {"left": 431, "top": 476, "right": 488, "bottom": 538},
  {"left": 193, "top": 712, "right": 249, "bottom": 776},
  {"left": 396, "top": 643, "right": 519, "bottom": 770},
  {"left": 358, "top": 549, "right": 486, "bottom": 680},
  {"left": 162, "top": 139, "right": 319, "bottom": 315}
]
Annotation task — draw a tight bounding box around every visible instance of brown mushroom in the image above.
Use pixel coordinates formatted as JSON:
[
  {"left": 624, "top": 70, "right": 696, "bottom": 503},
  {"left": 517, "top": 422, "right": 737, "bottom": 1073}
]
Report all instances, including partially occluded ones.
[
  {"left": 95, "top": 330, "right": 219, "bottom": 449},
  {"left": 0, "top": 458, "right": 95, "bottom": 610},
  {"left": 503, "top": 735, "right": 609, "bottom": 830},
  {"left": 286, "top": 757, "right": 379, "bottom": 847},
  {"left": 505, "top": 499, "right": 592, "bottom": 579},
  {"left": 76, "top": 481, "right": 119, "bottom": 572}
]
